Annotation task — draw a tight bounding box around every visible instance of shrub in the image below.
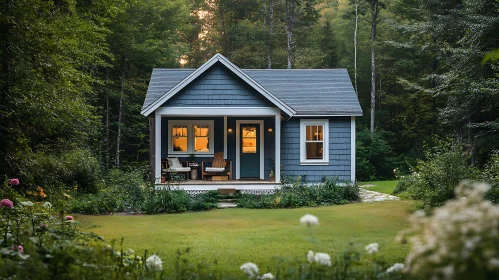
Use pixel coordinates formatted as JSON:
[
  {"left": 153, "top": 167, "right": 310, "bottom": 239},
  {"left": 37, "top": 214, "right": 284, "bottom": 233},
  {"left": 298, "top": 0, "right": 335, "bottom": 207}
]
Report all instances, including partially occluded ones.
[
  {"left": 69, "top": 169, "right": 146, "bottom": 214},
  {"left": 395, "top": 140, "right": 473, "bottom": 208},
  {"left": 237, "top": 178, "right": 359, "bottom": 209}
]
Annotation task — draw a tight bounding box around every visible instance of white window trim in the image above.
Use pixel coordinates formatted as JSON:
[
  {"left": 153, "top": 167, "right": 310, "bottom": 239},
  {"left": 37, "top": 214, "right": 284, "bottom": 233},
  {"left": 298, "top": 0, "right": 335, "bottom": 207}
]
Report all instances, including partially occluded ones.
[
  {"left": 168, "top": 120, "right": 214, "bottom": 156},
  {"left": 300, "top": 119, "right": 329, "bottom": 165}
]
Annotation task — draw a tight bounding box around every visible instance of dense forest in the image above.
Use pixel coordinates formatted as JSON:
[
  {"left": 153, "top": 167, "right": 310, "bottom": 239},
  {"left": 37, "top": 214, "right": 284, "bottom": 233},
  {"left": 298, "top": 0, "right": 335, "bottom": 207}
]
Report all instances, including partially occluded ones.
[{"left": 0, "top": 0, "right": 497, "bottom": 190}]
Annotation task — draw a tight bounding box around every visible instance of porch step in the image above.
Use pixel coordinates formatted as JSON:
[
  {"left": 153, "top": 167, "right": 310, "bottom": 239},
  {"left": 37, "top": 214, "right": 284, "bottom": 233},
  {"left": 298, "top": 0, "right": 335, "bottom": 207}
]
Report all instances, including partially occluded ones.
[
  {"left": 217, "top": 198, "right": 238, "bottom": 208},
  {"left": 218, "top": 199, "right": 237, "bottom": 203}
]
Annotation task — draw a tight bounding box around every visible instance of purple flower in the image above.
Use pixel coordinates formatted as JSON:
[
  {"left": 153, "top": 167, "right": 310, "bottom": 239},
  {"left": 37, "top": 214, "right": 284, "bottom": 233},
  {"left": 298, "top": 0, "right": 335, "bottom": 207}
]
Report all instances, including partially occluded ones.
[
  {"left": 8, "top": 178, "right": 20, "bottom": 186},
  {"left": 1, "top": 199, "right": 13, "bottom": 208},
  {"left": 65, "top": 215, "right": 74, "bottom": 221},
  {"left": 17, "top": 245, "right": 24, "bottom": 254}
]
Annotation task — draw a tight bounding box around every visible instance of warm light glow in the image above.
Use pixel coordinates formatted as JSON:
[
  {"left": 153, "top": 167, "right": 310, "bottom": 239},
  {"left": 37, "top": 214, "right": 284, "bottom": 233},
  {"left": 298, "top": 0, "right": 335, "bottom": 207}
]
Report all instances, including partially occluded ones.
[
  {"left": 268, "top": 128, "right": 273, "bottom": 132},
  {"left": 228, "top": 128, "right": 233, "bottom": 133}
]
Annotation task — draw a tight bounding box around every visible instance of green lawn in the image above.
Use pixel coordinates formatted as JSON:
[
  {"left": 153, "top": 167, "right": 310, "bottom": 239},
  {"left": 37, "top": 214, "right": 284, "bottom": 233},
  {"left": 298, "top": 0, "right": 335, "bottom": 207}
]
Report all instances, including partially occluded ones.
[
  {"left": 360, "top": 180, "right": 399, "bottom": 195},
  {"left": 76, "top": 201, "right": 411, "bottom": 275}
]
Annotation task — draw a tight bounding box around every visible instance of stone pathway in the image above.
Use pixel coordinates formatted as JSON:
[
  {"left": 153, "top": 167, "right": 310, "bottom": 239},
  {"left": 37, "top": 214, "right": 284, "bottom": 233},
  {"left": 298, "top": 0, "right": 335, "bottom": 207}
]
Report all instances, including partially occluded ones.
[{"left": 359, "top": 185, "right": 400, "bottom": 202}]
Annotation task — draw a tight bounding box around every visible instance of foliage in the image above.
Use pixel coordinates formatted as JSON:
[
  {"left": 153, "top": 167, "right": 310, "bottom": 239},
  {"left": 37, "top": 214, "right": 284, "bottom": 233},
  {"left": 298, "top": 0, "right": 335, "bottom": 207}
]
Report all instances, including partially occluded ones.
[
  {"left": 236, "top": 178, "right": 359, "bottom": 209},
  {"left": 69, "top": 169, "right": 146, "bottom": 214},
  {"left": 356, "top": 129, "right": 396, "bottom": 181},
  {"left": 394, "top": 140, "right": 473, "bottom": 208}
]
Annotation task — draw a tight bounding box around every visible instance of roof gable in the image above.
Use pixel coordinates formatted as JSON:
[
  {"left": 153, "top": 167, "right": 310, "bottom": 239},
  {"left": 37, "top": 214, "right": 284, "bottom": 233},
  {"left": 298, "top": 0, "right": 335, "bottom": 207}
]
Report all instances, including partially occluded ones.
[{"left": 141, "top": 53, "right": 295, "bottom": 116}]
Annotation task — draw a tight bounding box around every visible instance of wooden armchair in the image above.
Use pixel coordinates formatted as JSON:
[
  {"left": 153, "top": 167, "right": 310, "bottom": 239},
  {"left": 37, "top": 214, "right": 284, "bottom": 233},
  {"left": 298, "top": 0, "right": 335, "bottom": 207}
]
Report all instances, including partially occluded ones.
[
  {"left": 163, "top": 158, "right": 191, "bottom": 180},
  {"left": 201, "top": 152, "right": 232, "bottom": 180}
]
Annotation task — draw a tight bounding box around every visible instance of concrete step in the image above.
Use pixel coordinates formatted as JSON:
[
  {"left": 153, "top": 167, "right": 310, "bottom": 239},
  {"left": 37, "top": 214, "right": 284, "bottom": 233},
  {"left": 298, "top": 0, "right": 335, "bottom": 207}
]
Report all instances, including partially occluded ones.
[
  {"left": 217, "top": 202, "right": 238, "bottom": 208},
  {"left": 218, "top": 198, "right": 237, "bottom": 203}
]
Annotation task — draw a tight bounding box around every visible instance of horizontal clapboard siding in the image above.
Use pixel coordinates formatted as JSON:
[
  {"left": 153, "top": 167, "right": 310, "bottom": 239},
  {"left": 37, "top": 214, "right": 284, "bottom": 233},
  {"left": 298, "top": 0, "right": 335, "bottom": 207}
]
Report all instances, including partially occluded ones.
[{"left": 281, "top": 117, "right": 351, "bottom": 182}]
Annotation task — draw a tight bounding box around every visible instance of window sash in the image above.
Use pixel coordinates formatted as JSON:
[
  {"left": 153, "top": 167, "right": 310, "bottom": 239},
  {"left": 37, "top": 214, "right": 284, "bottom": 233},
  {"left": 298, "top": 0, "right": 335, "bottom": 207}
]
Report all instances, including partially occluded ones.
[{"left": 300, "top": 120, "right": 329, "bottom": 165}]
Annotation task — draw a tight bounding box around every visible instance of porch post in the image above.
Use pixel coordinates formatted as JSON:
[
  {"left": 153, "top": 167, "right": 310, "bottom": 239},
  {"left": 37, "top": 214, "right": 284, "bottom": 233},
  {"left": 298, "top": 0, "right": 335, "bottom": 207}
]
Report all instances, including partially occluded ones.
[
  {"left": 275, "top": 113, "right": 281, "bottom": 183},
  {"left": 351, "top": 116, "right": 356, "bottom": 183},
  {"left": 155, "top": 113, "right": 162, "bottom": 183},
  {"left": 224, "top": 116, "right": 227, "bottom": 159}
]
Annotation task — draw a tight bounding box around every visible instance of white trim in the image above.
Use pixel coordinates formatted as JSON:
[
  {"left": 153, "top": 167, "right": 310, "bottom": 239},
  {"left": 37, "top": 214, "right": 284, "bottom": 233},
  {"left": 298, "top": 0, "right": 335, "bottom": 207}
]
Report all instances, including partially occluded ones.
[
  {"left": 223, "top": 116, "right": 227, "bottom": 159},
  {"left": 236, "top": 120, "right": 265, "bottom": 180},
  {"left": 141, "top": 53, "right": 295, "bottom": 117},
  {"left": 295, "top": 114, "right": 362, "bottom": 117},
  {"left": 274, "top": 114, "right": 281, "bottom": 183},
  {"left": 351, "top": 116, "right": 356, "bottom": 183},
  {"left": 156, "top": 183, "right": 280, "bottom": 191},
  {"left": 155, "top": 107, "right": 280, "bottom": 116},
  {"left": 299, "top": 119, "right": 330, "bottom": 165},
  {"left": 167, "top": 120, "right": 214, "bottom": 156},
  {"left": 155, "top": 114, "right": 162, "bottom": 183}
]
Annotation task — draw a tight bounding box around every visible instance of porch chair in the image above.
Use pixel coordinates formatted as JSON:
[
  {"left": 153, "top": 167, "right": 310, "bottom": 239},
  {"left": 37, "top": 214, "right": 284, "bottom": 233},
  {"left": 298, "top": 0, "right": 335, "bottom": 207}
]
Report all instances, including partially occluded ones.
[
  {"left": 164, "top": 157, "right": 191, "bottom": 180},
  {"left": 201, "top": 152, "right": 232, "bottom": 180}
]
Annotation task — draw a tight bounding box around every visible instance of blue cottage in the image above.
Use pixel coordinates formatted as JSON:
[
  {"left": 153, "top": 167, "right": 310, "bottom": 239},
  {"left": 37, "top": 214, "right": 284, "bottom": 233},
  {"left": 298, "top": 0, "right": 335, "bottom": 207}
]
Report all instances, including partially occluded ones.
[{"left": 141, "top": 54, "right": 362, "bottom": 191}]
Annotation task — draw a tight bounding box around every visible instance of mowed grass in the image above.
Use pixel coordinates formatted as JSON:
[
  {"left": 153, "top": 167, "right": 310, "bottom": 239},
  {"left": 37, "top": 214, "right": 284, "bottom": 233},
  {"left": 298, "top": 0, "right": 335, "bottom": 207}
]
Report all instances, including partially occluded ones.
[
  {"left": 360, "top": 180, "right": 399, "bottom": 195},
  {"left": 77, "top": 201, "right": 411, "bottom": 275}
]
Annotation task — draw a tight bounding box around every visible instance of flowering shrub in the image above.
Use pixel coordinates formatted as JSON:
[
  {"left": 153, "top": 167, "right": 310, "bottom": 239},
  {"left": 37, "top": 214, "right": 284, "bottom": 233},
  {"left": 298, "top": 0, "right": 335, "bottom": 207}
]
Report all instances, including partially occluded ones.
[{"left": 399, "top": 182, "right": 499, "bottom": 279}]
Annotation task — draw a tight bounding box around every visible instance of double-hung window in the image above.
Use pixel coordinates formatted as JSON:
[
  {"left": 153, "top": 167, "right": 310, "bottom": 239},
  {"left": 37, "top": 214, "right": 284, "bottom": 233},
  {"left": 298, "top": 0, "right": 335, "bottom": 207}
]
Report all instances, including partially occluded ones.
[
  {"left": 168, "top": 120, "right": 214, "bottom": 155},
  {"left": 300, "top": 119, "right": 329, "bottom": 165}
]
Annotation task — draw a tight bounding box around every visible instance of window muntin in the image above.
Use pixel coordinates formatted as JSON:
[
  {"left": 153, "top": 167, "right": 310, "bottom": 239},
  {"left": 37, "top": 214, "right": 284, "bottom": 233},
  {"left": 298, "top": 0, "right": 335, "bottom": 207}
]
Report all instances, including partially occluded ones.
[
  {"left": 300, "top": 120, "right": 329, "bottom": 165},
  {"left": 168, "top": 120, "right": 214, "bottom": 155}
]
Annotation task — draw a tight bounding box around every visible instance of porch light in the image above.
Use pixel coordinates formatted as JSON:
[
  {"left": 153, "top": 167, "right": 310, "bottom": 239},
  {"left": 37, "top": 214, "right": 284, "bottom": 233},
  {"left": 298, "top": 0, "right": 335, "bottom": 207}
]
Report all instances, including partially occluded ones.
[
  {"left": 268, "top": 128, "right": 273, "bottom": 132},
  {"left": 228, "top": 128, "right": 233, "bottom": 133}
]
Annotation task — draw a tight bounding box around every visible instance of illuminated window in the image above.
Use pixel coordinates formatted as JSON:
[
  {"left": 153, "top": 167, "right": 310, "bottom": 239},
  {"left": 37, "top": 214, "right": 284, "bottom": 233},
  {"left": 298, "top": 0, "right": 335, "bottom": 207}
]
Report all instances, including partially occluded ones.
[
  {"left": 168, "top": 120, "right": 214, "bottom": 155},
  {"left": 300, "top": 120, "right": 329, "bottom": 164},
  {"left": 194, "top": 125, "right": 210, "bottom": 153}
]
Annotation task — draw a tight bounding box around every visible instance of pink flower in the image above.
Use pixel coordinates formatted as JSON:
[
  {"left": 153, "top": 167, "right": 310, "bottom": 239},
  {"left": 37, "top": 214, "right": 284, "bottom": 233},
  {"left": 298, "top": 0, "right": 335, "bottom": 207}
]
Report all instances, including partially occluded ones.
[
  {"left": 65, "top": 215, "right": 74, "bottom": 221},
  {"left": 8, "top": 178, "right": 20, "bottom": 186},
  {"left": 10, "top": 245, "right": 24, "bottom": 254},
  {"left": 1, "top": 199, "right": 13, "bottom": 208}
]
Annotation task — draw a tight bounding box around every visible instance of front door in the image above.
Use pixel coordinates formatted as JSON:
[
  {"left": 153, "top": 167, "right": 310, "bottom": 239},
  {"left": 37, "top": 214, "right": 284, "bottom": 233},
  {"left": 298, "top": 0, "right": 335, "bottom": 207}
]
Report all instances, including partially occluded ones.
[{"left": 240, "top": 124, "right": 260, "bottom": 178}]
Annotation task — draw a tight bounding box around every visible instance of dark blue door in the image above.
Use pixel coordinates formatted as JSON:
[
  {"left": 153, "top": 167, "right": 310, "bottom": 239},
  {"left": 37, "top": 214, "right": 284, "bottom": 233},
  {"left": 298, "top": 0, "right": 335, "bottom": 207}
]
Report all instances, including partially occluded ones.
[{"left": 240, "top": 124, "right": 260, "bottom": 178}]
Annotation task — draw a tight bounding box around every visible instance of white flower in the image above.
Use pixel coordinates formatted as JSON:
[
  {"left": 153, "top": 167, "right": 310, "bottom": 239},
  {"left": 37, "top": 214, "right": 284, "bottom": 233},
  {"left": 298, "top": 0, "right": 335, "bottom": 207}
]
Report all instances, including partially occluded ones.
[
  {"left": 307, "top": 250, "right": 315, "bottom": 263},
  {"left": 240, "top": 262, "right": 259, "bottom": 278},
  {"left": 307, "top": 251, "right": 331, "bottom": 266},
  {"left": 259, "top": 273, "right": 274, "bottom": 279},
  {"left": 386, "top": 263, "right": 404, "bottom": 273},
  {"left": 365, "top": 243, "right": 379, "bottom": 254},
  {"left": 300, "top": 214, "right": 319, "bottom": 226},
  {"left": 42, "top": 202, "right": 52, "bottom": 209},
  {"left": 146, "top": 255, "right": 162, "bottom": 271},
  {"left": 20, "top": 201, "right": 34, "bottom": 207},
  {"left": 314, "top": 252, "right": 332, "bottom": 266}
]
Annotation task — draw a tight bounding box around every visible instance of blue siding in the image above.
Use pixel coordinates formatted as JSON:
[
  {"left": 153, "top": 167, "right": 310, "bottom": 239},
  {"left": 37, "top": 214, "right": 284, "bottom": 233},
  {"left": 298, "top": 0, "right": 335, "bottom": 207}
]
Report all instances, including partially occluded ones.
[
  {"left": 280, "top": 117, "right": 351, "bottom": 182},
  {"left": 163, "top": 62, "right": 273, "bottom": 108}
]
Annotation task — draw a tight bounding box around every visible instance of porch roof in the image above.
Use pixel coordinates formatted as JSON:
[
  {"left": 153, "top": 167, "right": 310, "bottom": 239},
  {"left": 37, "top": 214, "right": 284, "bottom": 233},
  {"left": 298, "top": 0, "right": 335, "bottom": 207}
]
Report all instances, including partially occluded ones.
[{"left": 142, "top": 54, "right": 362, "bottom": 117}]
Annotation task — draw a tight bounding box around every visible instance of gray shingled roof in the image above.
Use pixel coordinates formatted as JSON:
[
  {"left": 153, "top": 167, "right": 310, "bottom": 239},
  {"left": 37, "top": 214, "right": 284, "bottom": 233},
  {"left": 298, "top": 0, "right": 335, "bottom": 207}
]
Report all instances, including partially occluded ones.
[{"left": 143, "top": 67, "right": 362, "bottom": 116}]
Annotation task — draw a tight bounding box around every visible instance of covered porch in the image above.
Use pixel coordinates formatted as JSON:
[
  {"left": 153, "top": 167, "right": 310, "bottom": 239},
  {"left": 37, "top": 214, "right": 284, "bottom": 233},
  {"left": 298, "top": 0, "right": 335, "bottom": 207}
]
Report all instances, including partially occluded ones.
[{"left": 152, "top": 107, "right": 283, "bottom": 188}]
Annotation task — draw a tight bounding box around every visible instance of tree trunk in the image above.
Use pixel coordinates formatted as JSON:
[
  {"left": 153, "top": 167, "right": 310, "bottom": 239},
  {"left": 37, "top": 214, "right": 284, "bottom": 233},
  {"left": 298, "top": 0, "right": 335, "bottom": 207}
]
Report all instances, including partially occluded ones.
[
  {"left": 370, "top": 0, "right": 379, "bottom": 134},
  {"left": 285, "top": 0, "right": 295, "bottom": 69},
  {"left": 115, "top": 56, "right": 126, "bottom": 168},
  {"left": 354, "top": 1, "right": 358, "bottom": 95},
  {"left": 105, "top": 68, "right": 110, "bottom": 171},
  {"left": 267, "top": 0, "right": 274, "bottom": 69}
]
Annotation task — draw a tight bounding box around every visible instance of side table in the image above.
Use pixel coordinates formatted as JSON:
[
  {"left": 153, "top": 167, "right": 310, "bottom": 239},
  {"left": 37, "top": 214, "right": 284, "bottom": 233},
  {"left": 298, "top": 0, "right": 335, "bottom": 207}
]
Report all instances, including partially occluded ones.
[{"left": 189, "top": 163, "right": 199, "bottom": 180}]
